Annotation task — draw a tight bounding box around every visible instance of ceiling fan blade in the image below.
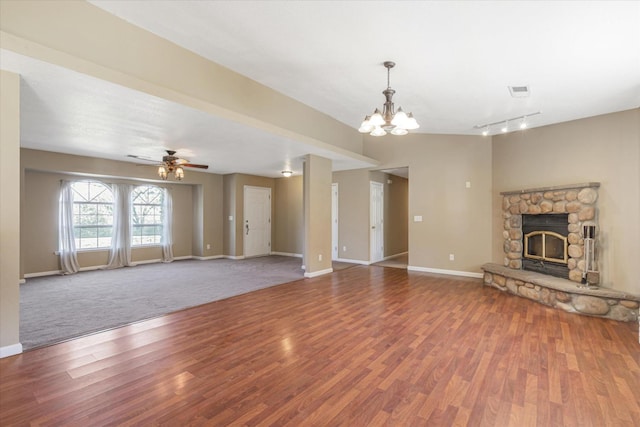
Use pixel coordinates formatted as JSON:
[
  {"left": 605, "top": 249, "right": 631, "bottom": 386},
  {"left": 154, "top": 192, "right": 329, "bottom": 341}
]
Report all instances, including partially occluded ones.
[
  {"left": 181, "top": 163, "right": 209, "bottom": 169},
  {"left": 127, "top": 154, "right": 159, "bottom": 163}
]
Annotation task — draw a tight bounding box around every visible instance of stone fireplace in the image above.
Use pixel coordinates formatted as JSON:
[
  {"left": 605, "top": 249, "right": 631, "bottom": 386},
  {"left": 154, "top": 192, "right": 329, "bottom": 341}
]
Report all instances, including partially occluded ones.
[
  {"left": 500, "top": 183, "right": 599, "bottom": 284},
  {"left": 482, "top": 183, "right": 640, "bottom": 322}
]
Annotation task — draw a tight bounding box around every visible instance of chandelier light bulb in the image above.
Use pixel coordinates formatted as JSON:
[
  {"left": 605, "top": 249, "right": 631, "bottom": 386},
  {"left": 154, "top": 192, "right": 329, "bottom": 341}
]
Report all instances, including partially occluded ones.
[
  {"left": 391, "top": 107, "right": 408, "bottom": 127},
  {"left": 369, "top": 109, "right": 385, "bottom": 126},
  {"left": 391, "top": 127, "right": 408, "bottom": 136},
  {"left": 358, "top": 116, "right": 374, "bottom": 133},
  {"left": 370, "top": 126, "right": 387, "bottom": 137},
  {"left": 404, "top": 113, "right": 419, "bottom": 130}
]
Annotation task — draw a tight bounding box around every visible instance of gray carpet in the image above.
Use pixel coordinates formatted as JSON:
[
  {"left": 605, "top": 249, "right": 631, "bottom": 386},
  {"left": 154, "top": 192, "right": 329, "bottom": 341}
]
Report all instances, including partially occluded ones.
[{"left": 20, "top": 256, "right": 308, "bottom": 350}]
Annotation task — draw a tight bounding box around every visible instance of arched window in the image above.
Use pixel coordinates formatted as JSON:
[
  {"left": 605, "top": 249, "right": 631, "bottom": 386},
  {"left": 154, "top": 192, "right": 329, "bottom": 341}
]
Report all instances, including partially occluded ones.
[
  {"left": 131, "top": 185, "right": 164, "bottom": 246},
  {"left": 71, "top": 181, "right": 114, "bottom": 249}
]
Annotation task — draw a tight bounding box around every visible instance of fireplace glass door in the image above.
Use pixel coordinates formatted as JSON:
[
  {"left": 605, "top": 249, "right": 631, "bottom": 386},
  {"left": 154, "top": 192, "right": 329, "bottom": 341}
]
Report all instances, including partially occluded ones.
[{"left": 524, "top": 231, "right": 568, "bottom": 264}]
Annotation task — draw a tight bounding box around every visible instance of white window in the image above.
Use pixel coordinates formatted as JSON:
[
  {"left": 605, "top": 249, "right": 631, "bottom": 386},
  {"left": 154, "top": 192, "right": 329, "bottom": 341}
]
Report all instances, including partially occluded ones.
[
  {"left": 131, "top": 185, "right": 164, "bottom": 246},
  {"left": 71, "top": 181, "right": 114, "bottom": 250}
]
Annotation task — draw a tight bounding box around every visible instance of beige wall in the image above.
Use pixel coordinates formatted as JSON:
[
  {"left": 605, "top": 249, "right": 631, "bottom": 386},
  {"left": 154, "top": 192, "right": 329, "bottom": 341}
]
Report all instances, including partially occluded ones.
[
  {"left": 364, "top": 133, "right": 493, "bottom": 274},
  {"left": 21, "top": 149, "right": 223, "bottom": 274},
  {"left": 332, "top": 169, "right": 371, "bottom": 261},
  {"left": 0, "top": 70, "right": 21, "bottom": 352},
  {"left": 332, "top": 169, "right": 408, "bottom": 262},
  {"left": 492, "top": 109, "right": 640, "bottom": 294},
  {"left": 303, "top": 155, "right": 333, "bottom": 274},
  {"left": 384, "top": 175, "right": 409, "bottom": 257},
  {"left": 222, "top": 174, "right": 237, "bottom": 256},
  {"left": 273, "top": 176, "right": 304, "bottom": 255}
]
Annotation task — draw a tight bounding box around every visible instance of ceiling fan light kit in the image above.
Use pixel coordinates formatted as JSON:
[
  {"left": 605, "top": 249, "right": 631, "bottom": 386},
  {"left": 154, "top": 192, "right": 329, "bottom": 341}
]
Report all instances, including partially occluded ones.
[
  {"left": 359, "top": 61, "right": 419, "bottom": 137},
  {"left": 130, "top": 150, "right": 208, "bottom": 181}
]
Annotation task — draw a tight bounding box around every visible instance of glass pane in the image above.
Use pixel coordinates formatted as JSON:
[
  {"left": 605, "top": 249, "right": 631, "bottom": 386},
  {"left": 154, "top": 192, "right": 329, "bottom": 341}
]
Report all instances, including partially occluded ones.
[
  {"left": 98, "top": 237, "right": 112, "bottom": 248},
  {"left": 80, "top": 204, "right": 97, "bottom": 216},
  {"left": 527, "top": 234, "right": 543, "bottom": 257},
  {"left": 546, "top": 235, "right": 565, "bottom": 260},
  {"left": 98, "top": 227, "right": 112, "bottom": 238}
]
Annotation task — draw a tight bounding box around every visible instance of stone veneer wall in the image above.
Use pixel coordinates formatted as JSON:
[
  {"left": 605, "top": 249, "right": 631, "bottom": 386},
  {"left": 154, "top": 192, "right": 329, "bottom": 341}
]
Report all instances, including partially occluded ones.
[{"left": 501, "top": 183, "right": 599, "bottom": 283}]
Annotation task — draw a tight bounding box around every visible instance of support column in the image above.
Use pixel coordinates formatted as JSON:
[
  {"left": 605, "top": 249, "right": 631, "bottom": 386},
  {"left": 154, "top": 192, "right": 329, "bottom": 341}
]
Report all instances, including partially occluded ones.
[
  {"left": 0, "top": 70, "right": 22, "bottom": 357},
  {"left": 303, "top": 154, "right": 333, "bottom": 277}
]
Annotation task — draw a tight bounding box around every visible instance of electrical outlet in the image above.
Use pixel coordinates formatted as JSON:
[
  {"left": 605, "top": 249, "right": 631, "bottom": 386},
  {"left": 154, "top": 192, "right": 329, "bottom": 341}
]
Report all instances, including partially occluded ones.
[
  {"left": 343, "top": 246, "right": 347, "bottom": 252},
  {"left": 318, "top": 254, "right": 323, "bottom": 261},
  {"left": 466, "top": 181, "right": 471, "bottom": 188},
  {"left": 449, "top": 254, "right": 455, "bottom": 261},
  {"left": 206, "top": 244, "right": 211, "bottom": 250},
  {"left": 228, "top": 216, "right": 233, "bottom": 221}
]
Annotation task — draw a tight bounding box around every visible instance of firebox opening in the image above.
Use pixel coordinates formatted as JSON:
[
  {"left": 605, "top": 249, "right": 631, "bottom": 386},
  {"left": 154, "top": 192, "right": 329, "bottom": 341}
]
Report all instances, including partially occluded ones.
[{"left": 522, "top": 214, "right": 569, "bottom": 279}]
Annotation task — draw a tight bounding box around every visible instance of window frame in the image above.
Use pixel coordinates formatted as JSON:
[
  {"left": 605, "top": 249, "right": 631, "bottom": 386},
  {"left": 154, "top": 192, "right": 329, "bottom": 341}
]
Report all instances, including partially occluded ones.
[{"left": 70, "top": 180, "right": 114, "bottom": 251}]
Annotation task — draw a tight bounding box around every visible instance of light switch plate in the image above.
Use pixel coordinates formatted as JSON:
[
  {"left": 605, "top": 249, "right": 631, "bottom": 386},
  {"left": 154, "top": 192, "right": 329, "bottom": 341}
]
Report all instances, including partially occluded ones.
[{"left": 414, "top": 215, "right": 423, "bottom": 222}]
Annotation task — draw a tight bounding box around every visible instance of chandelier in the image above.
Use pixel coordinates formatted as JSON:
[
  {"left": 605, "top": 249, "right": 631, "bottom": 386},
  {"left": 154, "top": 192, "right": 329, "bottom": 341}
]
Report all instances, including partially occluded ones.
[{"left": 358, "top": 61, "right": 419, "bottom": 136}]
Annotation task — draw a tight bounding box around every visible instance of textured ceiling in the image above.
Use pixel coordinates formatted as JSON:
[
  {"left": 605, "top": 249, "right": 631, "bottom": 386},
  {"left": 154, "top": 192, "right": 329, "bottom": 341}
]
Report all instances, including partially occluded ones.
[{"left": 4, "top": 1, "right": 640, "bottom": 178}]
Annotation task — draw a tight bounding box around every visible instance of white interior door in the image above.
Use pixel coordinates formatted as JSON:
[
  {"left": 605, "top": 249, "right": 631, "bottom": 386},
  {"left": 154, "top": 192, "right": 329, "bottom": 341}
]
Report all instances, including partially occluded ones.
[
  {"left": 370, "top": 181, "right": 384, "bottom": 263},
  {"left": 332, "top": 183, "right": 339, "bottom": 260},
  {"left": 244, "top": 186, "right": 271, "bottom": 258}
]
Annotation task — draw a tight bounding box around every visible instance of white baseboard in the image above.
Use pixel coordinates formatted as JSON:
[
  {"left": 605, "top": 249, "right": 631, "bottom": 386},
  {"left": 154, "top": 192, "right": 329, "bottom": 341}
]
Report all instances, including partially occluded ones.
[
  {"left": 24, "top": 270, "right": 63, "bottom": 278},
  {"left": 0, "top": 343, "right": 23, "bottom": 358},
  {"left": 271, "top": 251, "right": 303, "bottom": 258},
  {"left": 304, "top": 268, "right": 334, "bottom": 278},
  {"left": 192, "top": 255, "right": 224, "bottom": 261},
  {"left": 224, "top": 255, "right": 245, "bottom": 260},
  {"left": 19, "top": 278, "right": 26, "bottom": 284},
  {"left": 335, "top": 258, "right": 370, "bottom": 265},
  {"left": 407, "top": 266, "right": 483, "bottom": 279}
]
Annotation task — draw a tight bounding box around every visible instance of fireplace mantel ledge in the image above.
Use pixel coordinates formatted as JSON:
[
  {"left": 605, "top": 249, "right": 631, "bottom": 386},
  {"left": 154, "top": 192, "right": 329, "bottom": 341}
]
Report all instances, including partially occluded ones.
[
  {"left": 500, "top": 182, "right": 600, "bottom": 196},
  {"left": 482, "top": 263, "right": 640, "bottom": 302}
]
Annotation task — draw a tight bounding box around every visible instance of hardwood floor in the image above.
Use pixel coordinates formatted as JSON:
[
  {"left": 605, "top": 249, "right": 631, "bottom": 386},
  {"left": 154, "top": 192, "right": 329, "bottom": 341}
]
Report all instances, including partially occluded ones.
[{"left": 1, "top": 266, "right": 638, "bottom": 426}]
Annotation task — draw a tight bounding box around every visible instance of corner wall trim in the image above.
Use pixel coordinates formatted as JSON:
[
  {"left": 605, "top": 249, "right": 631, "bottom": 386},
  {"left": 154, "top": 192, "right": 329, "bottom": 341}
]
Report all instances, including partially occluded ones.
[
  {"left": 407, "top": 266, "right": 483, "bottom": 279},
  {"left": 304, "top": 268, "right": 334, "bottom": 278},
  {"left": 0, "top": 343, "right": 23, "bottom": 358},
  {"left": 382, "top": 251, "right": 408, "bottom": 261},
  {"left": 335, "top": 258, "right": 370, "bottom": 265}
]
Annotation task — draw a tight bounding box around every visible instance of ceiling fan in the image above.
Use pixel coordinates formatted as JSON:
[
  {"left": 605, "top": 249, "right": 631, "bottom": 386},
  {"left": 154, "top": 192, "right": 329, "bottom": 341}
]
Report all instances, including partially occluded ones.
[{"left": 127, "top": 150, "right": 209, "bottom": 181}]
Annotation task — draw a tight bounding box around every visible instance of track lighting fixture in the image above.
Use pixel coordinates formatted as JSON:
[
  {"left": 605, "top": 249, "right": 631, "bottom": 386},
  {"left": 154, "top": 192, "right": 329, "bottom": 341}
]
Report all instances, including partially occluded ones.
[{"left": 474, "top": 112, "right": 541, "bottom": 136}]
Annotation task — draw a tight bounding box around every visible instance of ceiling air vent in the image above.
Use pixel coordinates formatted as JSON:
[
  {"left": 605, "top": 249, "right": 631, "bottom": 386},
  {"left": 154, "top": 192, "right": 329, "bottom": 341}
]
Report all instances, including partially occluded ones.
[{"left": 508, "top": 85, "right": 530, "bottom": 98}]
